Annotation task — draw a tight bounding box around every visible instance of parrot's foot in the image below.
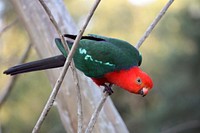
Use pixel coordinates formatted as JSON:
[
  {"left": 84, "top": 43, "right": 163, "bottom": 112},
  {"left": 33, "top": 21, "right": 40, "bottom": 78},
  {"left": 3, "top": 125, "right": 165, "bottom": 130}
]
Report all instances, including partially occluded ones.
[{"left": 103, "top": 84, "right": 113, "bottom": 95}]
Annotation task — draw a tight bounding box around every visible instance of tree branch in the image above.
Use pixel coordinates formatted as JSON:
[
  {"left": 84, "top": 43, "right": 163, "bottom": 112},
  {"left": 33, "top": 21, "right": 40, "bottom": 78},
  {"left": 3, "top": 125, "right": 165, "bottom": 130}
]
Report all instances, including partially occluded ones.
[
  {"left": 161, "top": 120, "right": 200, "bottom": 133},
  {"left": 32, "top": 0, "right": 102, "bottom": 132},
  {"left": 135, "top": 0, "right": 174, "bottom": 49},
  {"left": 85, "top": 93, "right": 109, "bottom": 133},
  {"left": 0, "top": 19, "right": 18, "bottom": 36}
]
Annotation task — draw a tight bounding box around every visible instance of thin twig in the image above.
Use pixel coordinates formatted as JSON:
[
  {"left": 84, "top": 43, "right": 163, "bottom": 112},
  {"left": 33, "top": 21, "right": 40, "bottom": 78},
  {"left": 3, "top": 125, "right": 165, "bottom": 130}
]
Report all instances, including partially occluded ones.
[
  {"left": 85, "top": 93, "right": 109, "bottom": 133},
  {"left": 32, "top": 0, "right": 102, "bottom": 133},
  {"left": 71, "top": 61, "right": 83, "bottom": 133},
  {"left": 84, "top": 1, "right": 174, "bottom": 133},
  {"left": 0, "top": 124, "right": 1, "bottom": 133},
  {"left": 135, "top": 0, "right": 174, "bottom": 49},
  {"left": 0, "top": 19, "right": 18, "bottom": 36},
  {"left": 0, "top": 43, "right": 31, "bottom": 107},
  {"left": 38, "top": 0, "right": 69, "bottom": 52},
  {"left": 161, "top": 120, "right": 200, "bottom": 133}
]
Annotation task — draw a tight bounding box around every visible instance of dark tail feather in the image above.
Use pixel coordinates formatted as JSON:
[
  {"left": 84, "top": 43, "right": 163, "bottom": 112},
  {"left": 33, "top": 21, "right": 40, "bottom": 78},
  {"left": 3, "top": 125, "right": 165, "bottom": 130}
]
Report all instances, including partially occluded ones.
[{"left": 3, "top": 55, "right": 66, "bottom": 75}]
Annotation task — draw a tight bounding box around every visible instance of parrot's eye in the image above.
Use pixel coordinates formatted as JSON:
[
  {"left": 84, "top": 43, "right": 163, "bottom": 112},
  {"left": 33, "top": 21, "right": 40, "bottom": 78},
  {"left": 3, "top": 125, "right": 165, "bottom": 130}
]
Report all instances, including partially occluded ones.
[{"left": 136, "top": 77, "right": 142, "bottom": 85}]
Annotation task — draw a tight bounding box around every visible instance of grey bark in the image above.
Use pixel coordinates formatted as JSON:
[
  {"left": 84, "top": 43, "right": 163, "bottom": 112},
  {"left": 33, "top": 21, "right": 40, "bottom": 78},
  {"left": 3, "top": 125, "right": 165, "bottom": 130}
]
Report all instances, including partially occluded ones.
[{"left": 11, "top": 0, "right": 129, "bottom": 133}]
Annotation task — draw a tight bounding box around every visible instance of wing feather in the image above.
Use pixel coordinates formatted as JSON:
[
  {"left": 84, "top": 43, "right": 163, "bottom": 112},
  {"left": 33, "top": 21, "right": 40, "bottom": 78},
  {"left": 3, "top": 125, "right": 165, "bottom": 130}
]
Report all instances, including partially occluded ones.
[{"left": 55, "top": 34, "right": 142, "bottom": 78}]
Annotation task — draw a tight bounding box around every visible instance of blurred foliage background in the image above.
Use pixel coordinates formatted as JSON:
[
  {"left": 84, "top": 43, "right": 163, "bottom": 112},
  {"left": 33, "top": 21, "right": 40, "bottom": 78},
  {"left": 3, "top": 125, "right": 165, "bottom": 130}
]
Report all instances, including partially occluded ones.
[{"left": 0, "top": 0, "right": 200, "bottom": 133}]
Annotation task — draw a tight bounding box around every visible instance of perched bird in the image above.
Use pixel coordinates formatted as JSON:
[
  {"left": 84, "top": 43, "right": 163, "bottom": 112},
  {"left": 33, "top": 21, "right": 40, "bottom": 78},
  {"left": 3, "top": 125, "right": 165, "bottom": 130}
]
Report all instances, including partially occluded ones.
[{"left": 4, "top": 34, "right": 153, "bottom": 96}]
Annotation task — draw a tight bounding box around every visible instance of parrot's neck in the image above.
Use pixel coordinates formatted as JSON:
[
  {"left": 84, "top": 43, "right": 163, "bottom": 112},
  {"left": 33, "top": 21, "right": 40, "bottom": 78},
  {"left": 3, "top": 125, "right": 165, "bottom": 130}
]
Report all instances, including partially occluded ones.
[{"left": 104, "top": 67, "right": 139, "bottom": 92}]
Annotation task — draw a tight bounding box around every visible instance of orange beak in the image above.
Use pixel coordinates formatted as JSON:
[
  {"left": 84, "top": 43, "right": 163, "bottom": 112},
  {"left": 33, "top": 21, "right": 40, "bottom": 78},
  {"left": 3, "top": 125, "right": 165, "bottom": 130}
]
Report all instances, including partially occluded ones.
[{"left": 138, "top": 87, "right": 149, "bottom": 97}]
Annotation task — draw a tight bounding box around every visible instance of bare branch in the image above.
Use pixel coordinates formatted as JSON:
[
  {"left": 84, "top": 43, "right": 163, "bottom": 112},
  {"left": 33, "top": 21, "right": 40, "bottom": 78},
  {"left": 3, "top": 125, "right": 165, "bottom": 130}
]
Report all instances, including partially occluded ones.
[
  {"left": 161, "top": 120, "right": 200, "bottom": 133},
  {"left": 0, "top": 19, "right": 18, "bottom": 36},
  {"left": 0, "top": 43, "right": 31, "bottom": 107},
  {"left": 0, "top": 121, "right": 2, "bottom": 133},
  {"left": 38, "top": 0, "right": 69, "bottom": 52},
  {"left": 135, "top": 0, "right": 174, "bottom": 49},
  {"left": 32, "top": 0, "right": 102, "bottom": 133},
  {"left": 85, "top": 93, "right": 109, "bottom": 133},
  {"left": 71, "top": 61, "right": 83, "bottom": 133}
]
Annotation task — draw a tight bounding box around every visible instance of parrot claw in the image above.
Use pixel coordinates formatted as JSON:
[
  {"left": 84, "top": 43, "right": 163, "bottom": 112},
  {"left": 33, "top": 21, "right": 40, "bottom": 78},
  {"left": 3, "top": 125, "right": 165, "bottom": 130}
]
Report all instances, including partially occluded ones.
[{"left": 103, "top": 84, "right": 113, "bottom": 95}]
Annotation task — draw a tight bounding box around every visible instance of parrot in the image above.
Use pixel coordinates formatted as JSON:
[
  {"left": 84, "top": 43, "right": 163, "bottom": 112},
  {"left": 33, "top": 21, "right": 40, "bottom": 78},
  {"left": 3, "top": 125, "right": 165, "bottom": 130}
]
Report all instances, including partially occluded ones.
[{"left": 3, "top": 34, "right": 153, "bottom": 96}]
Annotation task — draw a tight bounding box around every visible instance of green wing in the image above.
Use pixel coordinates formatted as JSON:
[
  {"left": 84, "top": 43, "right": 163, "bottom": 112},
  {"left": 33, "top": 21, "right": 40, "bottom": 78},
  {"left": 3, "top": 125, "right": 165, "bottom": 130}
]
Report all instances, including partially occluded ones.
[
  {"left": 88, "top": 34, "right": 142, "bottom": 66},
  {"left": 55, "top": 34, "right": 142, "bottom": 78}
]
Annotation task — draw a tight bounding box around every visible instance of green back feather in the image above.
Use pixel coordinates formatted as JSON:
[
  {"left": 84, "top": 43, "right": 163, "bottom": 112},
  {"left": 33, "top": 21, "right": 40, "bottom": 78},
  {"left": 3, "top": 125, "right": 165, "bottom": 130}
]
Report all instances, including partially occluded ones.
[{"left": 55, "top": 34, "right": 142, "bottom": 78}]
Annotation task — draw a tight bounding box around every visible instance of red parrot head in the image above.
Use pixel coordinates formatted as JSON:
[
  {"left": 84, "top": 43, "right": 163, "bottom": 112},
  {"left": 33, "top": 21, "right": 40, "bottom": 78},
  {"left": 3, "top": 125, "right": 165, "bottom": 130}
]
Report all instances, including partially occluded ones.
[
  {"left": 105, "top": 67, "right": 153, "bottom": 96},
  {"left": 131, "top": 67, "right": 153, "bottom": 96}
]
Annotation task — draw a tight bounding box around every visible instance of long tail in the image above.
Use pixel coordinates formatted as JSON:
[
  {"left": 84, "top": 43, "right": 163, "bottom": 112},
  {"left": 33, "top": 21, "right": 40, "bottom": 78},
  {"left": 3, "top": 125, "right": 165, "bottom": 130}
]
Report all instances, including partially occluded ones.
[{"left": 3, "top": 55, "right": 66, "bottom": 75}]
